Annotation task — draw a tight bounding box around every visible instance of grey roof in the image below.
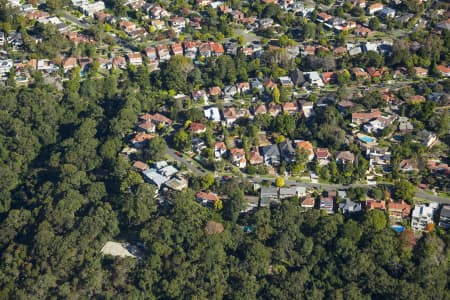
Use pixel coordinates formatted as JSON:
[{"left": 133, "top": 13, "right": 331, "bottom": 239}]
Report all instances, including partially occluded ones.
[
  {"left": 339, "top": 199, "right": 362, "bottom": 214},
  {"left": 279, "top": 140, "right": 295, "bottom": 159},
  {"left": 441, "top": 205, "right": 450, "bottom": 218},
  {"left": 260, "top": 186, "right": 278, "bottom": 198},
  {"left": 143, "top": 170, "right": 169, "bottom": 188},
  {"left": 279, "top": 187, "right": 297, "bottom": 199},
  {"left": 261, "top": 144, "right": 280, "bottom": 158}
]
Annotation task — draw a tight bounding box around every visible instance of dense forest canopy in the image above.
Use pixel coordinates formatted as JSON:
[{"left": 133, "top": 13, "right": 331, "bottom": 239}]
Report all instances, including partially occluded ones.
[{"left": 0, "top": 72, "right": 449, "bottom": 299}]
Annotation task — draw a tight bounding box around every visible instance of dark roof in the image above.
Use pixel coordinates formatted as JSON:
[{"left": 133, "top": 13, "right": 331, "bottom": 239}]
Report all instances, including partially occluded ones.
[
  {"left": 261, "top": 144, "right": 280, "bottom": 158},
  {"left": 279, "top": 140, "right": 295, "bottom": 158},
  {"left": 441, "top": 205, "right": 450, "bottom": 218}
]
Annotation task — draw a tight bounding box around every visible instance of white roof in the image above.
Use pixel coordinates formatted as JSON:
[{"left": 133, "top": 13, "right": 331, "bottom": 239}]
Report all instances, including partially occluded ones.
[
  {"left": 159, "top": 165, "right": 178, "bottom": 177},
  {"left": 204, "top": 107, "right": 221, "bottom": 122},
  {"left": 100, "top": 241, "right": 136, "bottom": 258}
]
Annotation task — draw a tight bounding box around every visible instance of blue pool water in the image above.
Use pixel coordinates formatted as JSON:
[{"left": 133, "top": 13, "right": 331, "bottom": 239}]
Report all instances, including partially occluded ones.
[
  {"left": 391, "top": 225, "right": 405, "bottom": 233},
  {"left": 359, "top": 135, "right": 375, "bottom": 143}
]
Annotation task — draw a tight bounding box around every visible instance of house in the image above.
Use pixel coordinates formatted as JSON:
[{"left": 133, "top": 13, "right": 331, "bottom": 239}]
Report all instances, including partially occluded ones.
[
  {"left": 165, "top": 175, "right": 188, "bottom": 191},
  {"left": 281, "top": 101, "right": 298, "bottom": 114},
  {"left": 439, "top": 205, "right": 450, "bottom": 229},
  {"left": 399, "top": 159, "right": 418, "bottom": 173},
  {"left": 261, "top": 144, "right": 281, "bottom": 166},
  {"left": 171, "top": 42, "right": 183, "bottom": 56},
  {"left": 354, "top": 26, "right": 372, "bottom": 37},
  {"left": 388, "top": 200, "right": 411, "bottom": 220},
  {"left": 301, "top": 197, "right": 315, "bottom": 209},
  {"left": 320, "top": 196, "right": 334, "bottom": 214},
  {"left": 230, "top": 10, "right": 245, "bottom": 21},
  {"left": 411, "top": 203, "right": 438, "bottom": 232},
  {"left": 300, "top": 101, "right": 314, "bottom": 118},
  {"left": 119, "top": 20, "right": 136, "bottom": 33},
  {"left": 259, "top": 18, "right": 274, "bottom": 29},
  {"left": 142, "top": 113, "right": 173, "bottom": 126},
  {"left": 136, "top": 120, "right": 156, "bottom": 133},
  {"left": 223, "top": 85, "right": 237, "bottom": 97},
  {"left": 367, "top": 3, "right": 383, "bottom": 14},
  {"left": 156, "top": 45, "right": 171, "bottom": 61},
  {"left": 192, "top": 138, "right": 207, "bottom": 153},
  {"left": 321, "top": 72, "right": 336, "bottom": 84},
  {"left": 214, "top": 142, "right": 227, "bottom": 160},
  {"left": 133, "top": 161, "right": 149, "bottom": 172},
  {"left": 112, "top": 56, "right": 126, "bottom": 69},
  {"left": 416, "top": 130, "right": 438, "bottom": 148},
  {"left": 279, "top": 187, "right": 298, "bottom": 199},
  {"left": 339, "top": 199, "right": 363, "bottom": 214},
  {"left": 188, "top": 122, "right": 207, "bottom": 134},
  {"left": 279, "top": 140, "right": 296, "bottom": 163},
  {"left": 366, "top": 199, "right": 386, "bottom": 210},
  {"left": 254, "top": 104, "right": 267, "bottom": 115},
  {"left": 398, "top": 117, "right": 414, "bottom": 134},
  {"left": 315, "top": 148, "right": 330, "bottom": 165},
  {"left": 198, "top": 43, "right": 211, "bottom": 57},
  {"left": 268, "top": 102, "right": 281, "bottom": 117},
  {"left": 127, "top": 52, "right": 142, "bottom": 66},
  {"left": 290, "top": 69, "right": 305, "bottom": 86},
  {"left": 196, "top": 191, "right": 220, "bottom": 207},
  {"left": 352, "top": 67, "right": 369, "bottom": 80},
  {"left": 249, "top": 147, "right": 264, "bottom": 165},
  {"left": 204, "top": 106, "right": 221, "bottom": 122},
  {"left": 260, "top": 186, "right": 279, "bottom": 207},
  {"left": 427, "top": 160, "right": 450, "bottom": 176},
  {"left": 264, "top": 79, "right": 278, "bottom": 90},
  {"left": 336, "top": 151, "right": 355, "bottom": 164},
  {"left": 350, "top": 0, "right": 366, "bottom": 8},
  {"left": 278, "top": 76, "right": 294, "bottom": 88},
  {"left": 436, "top": 65, "right": 450, "bottom": 77},
  {"left": 223, "top": 107, "right": 237, "bottom": 126},
  {"left": 209, "top": 86, "right": 222, "bottom": 97},
  {"left": 352, "top": 109, "right": 382, "bottom": 124},
  {"left": 250, "top": 78, "right": 264, "bottom": 90},
  {"left": 183, "top": 41, "right": 198, "bottom": 58},
  {"left": 170, "top": 17, "right": 186, "bottom": 32},
  {"left": 237, "top": 82, "right": 250, "bottom": 94},
  {"left": 151, "top": 19, "right": 165, "bottom": 30},
  {"left": 317, "top": 12, "right": 333, "bottom": 23},
  {"left": 230, "top": 148, "right": 246, "bottom": 168},
  {"left": 130, "top": 132, "right": 155, "bottom": 148},
  {"left": 62, "top": 57, "right": 77, "bottom": 72},
  {"left": 414, "top": 67, "right": 428, "bottom": 77},
  {"left": 378, "top": 7, "right": 396, "bottom": 19},
  {"left": 304, "top": 72, "right": 324, "bottom": 87},
  {"left": 363, "top": 117, "right": 390, "bottom": 134},
  {"left": 295, "top": 141, "right": 314, "bottom": 161}
]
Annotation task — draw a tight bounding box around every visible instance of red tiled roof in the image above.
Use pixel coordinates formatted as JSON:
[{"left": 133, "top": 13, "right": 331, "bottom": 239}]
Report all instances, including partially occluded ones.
[
  {"left": 189, "top": 122, "right": 206, "bottom": 133},
  {"left": 196, "top": 191, "right": 219, "bottom": 201}
]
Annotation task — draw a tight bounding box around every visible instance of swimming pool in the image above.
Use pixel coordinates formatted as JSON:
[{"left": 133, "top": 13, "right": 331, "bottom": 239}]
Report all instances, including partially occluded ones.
[
  {"left": 359, "top": 135, "right": 375, "bottom": 143},
  {"left": 391, "top": 225, "right": 405, "bottom": 233}
]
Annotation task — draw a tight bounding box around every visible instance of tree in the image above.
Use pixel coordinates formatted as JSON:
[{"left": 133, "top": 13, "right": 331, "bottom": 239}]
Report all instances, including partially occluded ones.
[
  {"left": 144, "top": 136, "right": 167, "bottom": 161},
  {"left": 122, "top": 184, "right": 157, "bottom": 226},
  {"left": 6, "top": 67, "right": 15, "bottom": 88},
  {"left": 272, "top": 86, "right": 280, "bottom": 104},
  {"left": 369, "top": 17, "right": 380, "bottom": 30},
  {"left": 394, "top": 180, "right": 416, "bottom": 202},
  {"left": 363, "top": 209, "right": 387, "bottom": 232},
  {"left": 275, "top": 176, "right": 285, "bottom": 187},
  {"left": 172, "top": 129, "right": 190, "bottom": 151}
]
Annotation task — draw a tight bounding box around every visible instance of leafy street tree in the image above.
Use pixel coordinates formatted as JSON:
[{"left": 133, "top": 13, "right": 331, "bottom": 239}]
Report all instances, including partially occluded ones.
[
  {"left": 275, "top": 176, "right": 285, "bottom": 187},
  {"left": 144, "top": 136, "right": 168, "bottom": 161},
  {"left": 394, "top": 180, "right": 416, "bottom": 203}
]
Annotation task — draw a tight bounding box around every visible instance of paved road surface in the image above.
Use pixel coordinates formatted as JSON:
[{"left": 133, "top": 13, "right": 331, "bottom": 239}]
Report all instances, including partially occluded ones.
[
  {"left": 250, "top": 176, "right": 450, "bottom": 205},
  {"left": 166, "top": 147, "right": 204, "bottom": 175},
  {"left": 60, "top": 12, "right": 89, "bottom": 30}
]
